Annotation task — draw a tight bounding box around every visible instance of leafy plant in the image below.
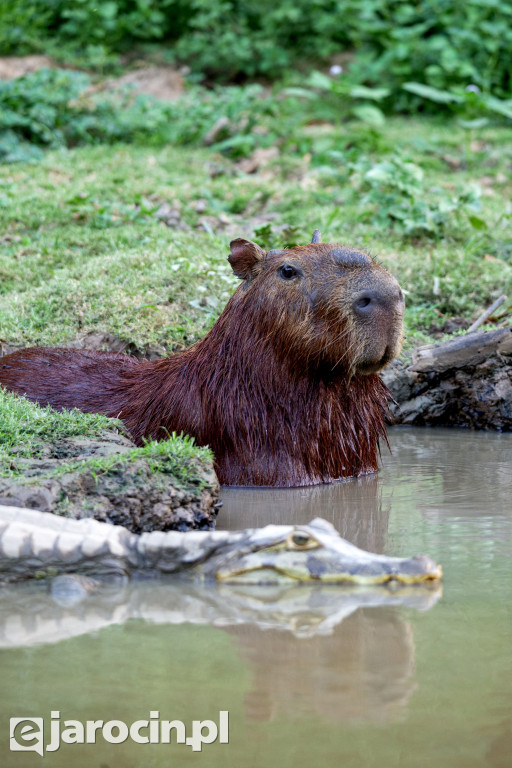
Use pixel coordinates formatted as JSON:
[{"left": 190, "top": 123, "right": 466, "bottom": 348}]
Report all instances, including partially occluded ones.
[
  {"left": 2, "top": 0, "right": 512, "bottom": 102},
  {"left": 0, "top": 69, "right": 283, "bottom": 163},
  {"left": 402, "top": 82, "right": 512, "bottom": 123},
  {"left": 349, "top": 155, "right": 484, "bottom": 240},
  {"left": 300, "top": 70, "right": 390, "bottom": 128}
]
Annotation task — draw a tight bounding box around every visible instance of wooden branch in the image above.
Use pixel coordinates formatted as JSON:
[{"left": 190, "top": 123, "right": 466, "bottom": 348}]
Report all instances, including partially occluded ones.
[
  {"left": 411, "top": 325, "right": 512, "bottom": 374},
  {"left": 466, "top": 295, "right": 507, "bottom": 333}
]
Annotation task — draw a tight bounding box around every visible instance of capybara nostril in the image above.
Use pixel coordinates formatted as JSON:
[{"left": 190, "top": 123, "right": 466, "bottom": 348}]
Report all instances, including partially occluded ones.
[
  {"left": 353, "top": 292, "right": 375, "bottom": 315},
  {"left": 353, "top": 287, "right": 404, "bottom": 317}
]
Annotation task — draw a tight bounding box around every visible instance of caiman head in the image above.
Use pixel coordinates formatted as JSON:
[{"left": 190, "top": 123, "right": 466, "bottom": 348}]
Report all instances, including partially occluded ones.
[{"left": 203, "top": 518, "right": 442, "bottom": 585}]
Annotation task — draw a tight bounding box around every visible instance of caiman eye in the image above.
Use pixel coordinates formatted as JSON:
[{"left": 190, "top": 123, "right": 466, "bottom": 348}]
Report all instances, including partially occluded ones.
[
  {"left": 278, "top": 264, "right": 300, "bottom": 280},
  {"left": 287, "top": 531, "right": 321, "bottom": 550}
]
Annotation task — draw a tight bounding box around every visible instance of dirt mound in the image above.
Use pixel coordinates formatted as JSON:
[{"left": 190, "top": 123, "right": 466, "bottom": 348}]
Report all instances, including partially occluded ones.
[
  {"left": 0, "top": 58, "right": 184, "bottom": 102},
  {"left": 0, "top": 430, "right": 220, "bottom": 532},
  {"left": 0, "top": 56, "right": 55, "bottom": 80},
  {"left": 93, "top": 66, "right": 184, "bottom": 100}
]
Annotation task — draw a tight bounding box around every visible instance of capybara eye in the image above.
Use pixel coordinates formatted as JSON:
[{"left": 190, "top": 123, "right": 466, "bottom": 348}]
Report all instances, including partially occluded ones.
[{"left": 279, "top": 264, "right": 299, "bottom": 280}]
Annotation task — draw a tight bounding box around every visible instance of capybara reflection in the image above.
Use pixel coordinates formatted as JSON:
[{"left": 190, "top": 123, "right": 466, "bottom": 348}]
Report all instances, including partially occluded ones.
[{"left": 0, "top": 231, "right": 404, "bottom": 486}]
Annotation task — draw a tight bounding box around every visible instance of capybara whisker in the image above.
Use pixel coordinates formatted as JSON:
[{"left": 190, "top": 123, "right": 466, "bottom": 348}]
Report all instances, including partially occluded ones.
[
  {"left": 0, "top": 237, "right": 404, "bottom": 487},
  {"left": 312, "top": 327, "right": 352, "bottom": 358},
  {"left": 330, "top": 340, "right": 359, "bottom": 372}
]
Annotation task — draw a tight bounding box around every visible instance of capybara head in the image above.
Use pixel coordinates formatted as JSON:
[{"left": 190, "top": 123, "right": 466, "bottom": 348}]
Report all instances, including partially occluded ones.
[{"left": 227, "top": 230, "right": 404, "bottom": 376}]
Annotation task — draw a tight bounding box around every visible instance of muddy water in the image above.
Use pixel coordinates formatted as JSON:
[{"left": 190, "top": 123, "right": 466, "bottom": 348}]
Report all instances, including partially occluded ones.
[{"left": 1, "top": 427, "right": 511, "bottom": 767}]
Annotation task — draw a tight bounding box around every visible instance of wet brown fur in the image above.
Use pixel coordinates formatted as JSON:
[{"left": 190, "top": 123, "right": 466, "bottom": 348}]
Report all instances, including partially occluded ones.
[{"left": 0, "top": 238, "right": 404, "bottom": 487}]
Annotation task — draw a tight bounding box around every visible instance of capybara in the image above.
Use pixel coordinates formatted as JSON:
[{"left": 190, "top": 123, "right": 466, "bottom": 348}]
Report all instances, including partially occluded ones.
[{"left": 0, "top": 231, "right": 404, "bottom": 486}]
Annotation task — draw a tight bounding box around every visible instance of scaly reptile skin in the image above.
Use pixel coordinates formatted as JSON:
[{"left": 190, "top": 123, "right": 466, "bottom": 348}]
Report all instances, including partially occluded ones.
[{"left": 0, "top": 506, "right": 442, "bottom": 585}]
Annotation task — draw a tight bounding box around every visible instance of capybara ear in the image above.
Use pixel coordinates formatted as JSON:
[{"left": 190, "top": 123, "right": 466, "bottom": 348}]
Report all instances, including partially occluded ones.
[{"left": 228, "top": 239, "right": 265, "bottom": 280}]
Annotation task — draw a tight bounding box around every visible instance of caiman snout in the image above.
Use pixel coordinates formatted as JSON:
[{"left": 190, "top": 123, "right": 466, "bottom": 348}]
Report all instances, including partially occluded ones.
[
  {"left": 212, "top": 519, "right": 443, "bottom": 585},
  {"left": 395, "top": 554, "right": 443, "bottom": 582}
]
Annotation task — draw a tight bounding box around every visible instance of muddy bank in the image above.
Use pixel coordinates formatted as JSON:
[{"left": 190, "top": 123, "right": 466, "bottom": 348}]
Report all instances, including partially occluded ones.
[
  {"left": 0, "top": 430, "right": 219, "bottom": 532},
  {"left": 383, "top": 326, "right": 512, "bottom": 430}
]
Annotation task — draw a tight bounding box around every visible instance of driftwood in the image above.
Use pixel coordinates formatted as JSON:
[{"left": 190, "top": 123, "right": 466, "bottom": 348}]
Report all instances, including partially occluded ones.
[{"left": 382, "top": 326, "right": 512, "bottom": 430}]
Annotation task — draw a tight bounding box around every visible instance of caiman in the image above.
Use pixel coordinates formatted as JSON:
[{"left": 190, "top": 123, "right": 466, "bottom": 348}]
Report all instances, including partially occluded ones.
[{"left": 0, "top": 506, "right": 442, "bottom": 585}]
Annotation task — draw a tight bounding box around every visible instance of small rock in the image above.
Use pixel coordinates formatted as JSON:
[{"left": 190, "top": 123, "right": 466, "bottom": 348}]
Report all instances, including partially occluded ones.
[
  {"left": 442, "top": 154, "right": 463, "bottom": 171},
  {"left": 495, "top": 376, "right": 512, "bottom": 399},
  {"left": 191, "top": 199, "right": 208, "bottom": 214},
  {"left": 196, "top": 216, "right": 218, "bottom": 234},
  {"left": 0, "top": 483, "right": 61, "bottom": 514},
  {"left": 155, "top": 202, "right": 189, "bottom": 230},
  {"left": 207, "top": 163, "right": 229, "bottom": 179}
]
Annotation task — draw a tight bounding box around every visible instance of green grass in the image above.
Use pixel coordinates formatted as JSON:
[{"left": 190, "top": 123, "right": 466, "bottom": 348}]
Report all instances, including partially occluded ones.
[
  {"left": 1, "top": 118, "right": 511, "bottom": 356},
  {"left": 0, "top": 386, "right": 120, "bottom": 459},
  {"left": 0, "top": 388, "right": 214, "bottom": 487},
  {"left": 49, "top": 432, "right": 214, "bottom": 486}
]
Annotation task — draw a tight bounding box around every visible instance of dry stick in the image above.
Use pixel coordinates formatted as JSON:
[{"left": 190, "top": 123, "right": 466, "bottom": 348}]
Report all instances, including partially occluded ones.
[{"left": 467, "top": 295, "right": 507, "bottom": 334}]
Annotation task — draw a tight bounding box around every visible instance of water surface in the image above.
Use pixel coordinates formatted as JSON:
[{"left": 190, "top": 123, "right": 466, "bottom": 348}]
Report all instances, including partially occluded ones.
[{"left": 0, "top": 427, "right": 511, "bottom": 767}]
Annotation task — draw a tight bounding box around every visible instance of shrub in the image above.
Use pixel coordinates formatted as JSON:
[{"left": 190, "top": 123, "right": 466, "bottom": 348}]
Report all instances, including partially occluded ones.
[
  {"left": 0, "top": 68, "right": 284, "bottom": 162},
  {"left": 1, "top": 1, "right": 512, "bottom": 100}
]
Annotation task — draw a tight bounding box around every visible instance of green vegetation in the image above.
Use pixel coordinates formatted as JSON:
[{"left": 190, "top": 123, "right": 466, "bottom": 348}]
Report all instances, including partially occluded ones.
[
  {"left": 2, "top": 0, "right": 512, "bottom": 100},
  {"left": 48, "top": 433, "right": 214, "bottom": 486},
  {"left": 0, "top": 387, "right": 119, "bottom": 460},
  {"left": 1, "top": 116, "right": 511, "bottom": 350},
  {"left": 0, "top": 69, "right": 283, "bottom": 163}
]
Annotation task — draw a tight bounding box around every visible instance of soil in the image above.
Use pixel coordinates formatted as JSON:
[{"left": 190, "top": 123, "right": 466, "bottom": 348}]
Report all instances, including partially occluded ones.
[
  {"left": 0, "top": 430, "right": 220, "bottom": 532},
  {"left": 91, "top": 66, "right": 184, "bottom": 101},
  {"left": 0, "top": 56, "right": 184, "bottom": 101},
  {"left": 0, "top": 56, "right": 55, "bottom": 79}
]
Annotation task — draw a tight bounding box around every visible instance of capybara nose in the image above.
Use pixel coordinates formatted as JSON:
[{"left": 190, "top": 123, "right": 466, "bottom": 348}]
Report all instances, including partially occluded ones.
[{"left": 353, "top": 287, "right": 404, "bottom": 317}]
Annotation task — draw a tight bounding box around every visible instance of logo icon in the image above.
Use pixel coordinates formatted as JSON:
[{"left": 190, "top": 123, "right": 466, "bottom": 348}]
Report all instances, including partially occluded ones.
[{"left": 10, "top": 717, "right": 44, "bottom": 756}]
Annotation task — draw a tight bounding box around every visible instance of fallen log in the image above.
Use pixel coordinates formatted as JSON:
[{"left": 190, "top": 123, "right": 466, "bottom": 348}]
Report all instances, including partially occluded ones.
[{"left": 382, "top": 326, "right": 512, "bottom": 430}]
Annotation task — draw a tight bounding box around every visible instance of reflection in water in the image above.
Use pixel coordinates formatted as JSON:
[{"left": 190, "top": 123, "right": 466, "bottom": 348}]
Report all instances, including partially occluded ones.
[
  {"left": 219, "top": 474, "right": 390, "bottom": 553},
  {"left": 219, "top": 427, "right": 512, "bottom": 542},
  {"left": 229, "top": 608, "right": 417, "bottom": 725},
  {"left": 485, "top": 714, "right": 512, "bottom": 768},
  {"left": 383, "top": 427, "right": 512, "bottom": 519},
  {"left": 0, "top": 578, "right": 440, "bottom": 731},
  {"left": 0, "top": 577, "right": 440, "bottom": 648}
]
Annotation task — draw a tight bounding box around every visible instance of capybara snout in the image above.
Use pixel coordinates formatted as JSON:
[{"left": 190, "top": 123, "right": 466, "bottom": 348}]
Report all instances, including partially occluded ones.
[{"left": 347, "top": 268, "right": 405, "bottom": 374}]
